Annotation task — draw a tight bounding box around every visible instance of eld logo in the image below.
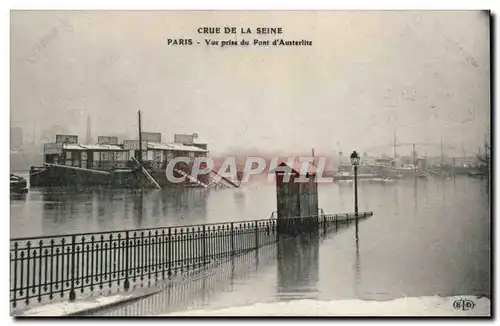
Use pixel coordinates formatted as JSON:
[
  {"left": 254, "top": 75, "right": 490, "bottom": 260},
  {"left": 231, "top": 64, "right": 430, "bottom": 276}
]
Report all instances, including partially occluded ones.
[{"left": 453, "top": 298, "right": 475, "bottom": 311}]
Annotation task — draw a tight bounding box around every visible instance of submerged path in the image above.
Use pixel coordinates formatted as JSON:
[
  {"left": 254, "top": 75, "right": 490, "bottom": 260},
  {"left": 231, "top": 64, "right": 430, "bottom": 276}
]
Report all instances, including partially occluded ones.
[{"left": 11, "top": 213, "right": 372, "bottom": 316}]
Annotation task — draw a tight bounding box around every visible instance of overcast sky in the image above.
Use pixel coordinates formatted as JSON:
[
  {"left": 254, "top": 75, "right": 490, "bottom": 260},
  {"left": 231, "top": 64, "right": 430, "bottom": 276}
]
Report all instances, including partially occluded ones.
[{"left": 10, "top": 10, "right": 490, "bottom": 156}]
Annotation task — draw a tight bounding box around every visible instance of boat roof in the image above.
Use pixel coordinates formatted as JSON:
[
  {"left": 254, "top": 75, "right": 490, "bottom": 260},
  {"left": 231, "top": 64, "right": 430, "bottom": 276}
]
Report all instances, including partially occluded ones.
[
  {"left": 147, "top": 142, "right": 174, "bottom": 150},
  {"left": 62, "top": 144, "right": 86, "bottom": 151},
  {"left": 146, "top": 141, "right": 208, "bottom": 152},
  {"left": 79, "top": 144, "right": 126, "bottom": 151},
  {"left": 58, "top": 142, "right": 208, "bottom": 152},
  {"left": 193, "top": 139, "right": 208, "bottom": 145},
  {"left": 61, "top": 144, "right": 127, "bottom": 151},
  {"left": 170, "top": 142, "right": 208, "bottom": 153}
]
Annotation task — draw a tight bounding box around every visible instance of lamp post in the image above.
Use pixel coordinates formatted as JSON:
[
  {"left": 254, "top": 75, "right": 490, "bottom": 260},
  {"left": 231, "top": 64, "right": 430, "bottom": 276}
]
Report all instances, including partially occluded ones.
[{"left": 350, "top": 151, "right": 360, "bottom": 218}]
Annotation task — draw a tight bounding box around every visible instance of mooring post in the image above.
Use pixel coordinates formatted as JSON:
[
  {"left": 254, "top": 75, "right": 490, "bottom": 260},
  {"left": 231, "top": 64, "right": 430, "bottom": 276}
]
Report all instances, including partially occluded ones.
[{"left": 69, "top": 235, "right": 76, "bottom": 301}]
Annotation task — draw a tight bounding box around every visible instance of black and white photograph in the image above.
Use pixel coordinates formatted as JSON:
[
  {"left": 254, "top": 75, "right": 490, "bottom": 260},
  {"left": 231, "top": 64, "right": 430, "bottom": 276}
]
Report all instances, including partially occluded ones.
[{"left": 8, "top": 9, "right": 491, "bottom": 317}]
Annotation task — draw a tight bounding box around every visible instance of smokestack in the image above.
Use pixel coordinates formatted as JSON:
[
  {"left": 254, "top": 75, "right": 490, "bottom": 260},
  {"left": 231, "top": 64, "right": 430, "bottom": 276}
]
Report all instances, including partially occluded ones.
[{"left": 86, "top": 115, "right": 92, "bottom": 144}]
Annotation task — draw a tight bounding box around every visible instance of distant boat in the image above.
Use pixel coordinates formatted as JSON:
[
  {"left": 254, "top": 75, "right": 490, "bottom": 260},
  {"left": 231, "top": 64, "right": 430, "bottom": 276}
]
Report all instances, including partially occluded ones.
[
  {"left": 333, "top": 172, "right": 382, "bottom": 181},
  {"left": 10, "top": 174, "right": 28, "bottom": 194},
  {"left": 368, "top": 177, "right": 394, "bottom": 184},
  {"left": 467, "top": 171, "right": 485, "bottom": 178},
  {"left": 338, "top": 177, "right": 395, "bottom": 185}
]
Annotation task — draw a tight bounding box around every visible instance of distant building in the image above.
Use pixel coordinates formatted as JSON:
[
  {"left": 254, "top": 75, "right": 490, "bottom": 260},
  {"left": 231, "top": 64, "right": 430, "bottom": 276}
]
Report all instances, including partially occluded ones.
[
  {"left": 375, "top": 157, "right": 394, "bottom": 167},
  {"left": 400, "top": 156, "right": 413, "bottom": 166},
  {"left": 416, "top": 157, "right": 427, "bottom": 169},
  {"left": 10, "top": 126, "right": 23, "bottom": 150}
]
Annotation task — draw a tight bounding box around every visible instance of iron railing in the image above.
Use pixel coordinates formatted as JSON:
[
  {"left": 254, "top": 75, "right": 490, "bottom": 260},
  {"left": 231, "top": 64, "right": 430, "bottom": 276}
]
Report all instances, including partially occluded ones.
[
  {"left": 78, "top": 243, "right": 279, "bottom": 316},
  {"left": 10, "top": 212, "right": 372, "bottom": 310}
]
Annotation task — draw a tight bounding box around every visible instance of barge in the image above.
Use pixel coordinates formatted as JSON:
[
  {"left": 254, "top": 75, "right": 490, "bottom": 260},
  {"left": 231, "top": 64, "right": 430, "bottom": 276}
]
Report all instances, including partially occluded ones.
[
  {"left": 29, "top": 112, "right": 238, "bottom": 189},
  {"left": 10, "top": 174, "right": 28, "bottom": 194},
  {"left": 29, "top": 132, "right": 213, "bottom": 189}
]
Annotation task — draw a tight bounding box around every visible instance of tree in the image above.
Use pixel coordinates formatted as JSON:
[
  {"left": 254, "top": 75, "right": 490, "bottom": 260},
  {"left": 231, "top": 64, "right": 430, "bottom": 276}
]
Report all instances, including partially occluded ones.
[
  {"left": 476, "top": 140, "right": 490, "bottom": 180},
  {"left": 477, "top": 142, "right": 490, "bottom": 165}
]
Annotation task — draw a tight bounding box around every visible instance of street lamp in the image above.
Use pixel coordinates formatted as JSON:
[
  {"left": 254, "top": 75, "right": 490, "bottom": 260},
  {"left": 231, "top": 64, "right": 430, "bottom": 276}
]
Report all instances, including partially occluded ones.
[{"left": 350, "top": 151, "right": 360, "bottom": 217}]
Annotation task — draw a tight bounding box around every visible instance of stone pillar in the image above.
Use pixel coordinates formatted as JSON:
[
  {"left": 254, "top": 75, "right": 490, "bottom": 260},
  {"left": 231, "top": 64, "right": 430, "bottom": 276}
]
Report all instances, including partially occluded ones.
[{"left": 274, "top": 162, "right": 318, "bottom": 235}]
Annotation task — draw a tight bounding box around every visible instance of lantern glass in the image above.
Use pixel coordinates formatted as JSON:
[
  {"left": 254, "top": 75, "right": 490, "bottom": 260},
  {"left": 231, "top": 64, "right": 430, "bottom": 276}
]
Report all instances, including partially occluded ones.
[{"left": 350, "top": 151, "right": 360, "bottom": 166}]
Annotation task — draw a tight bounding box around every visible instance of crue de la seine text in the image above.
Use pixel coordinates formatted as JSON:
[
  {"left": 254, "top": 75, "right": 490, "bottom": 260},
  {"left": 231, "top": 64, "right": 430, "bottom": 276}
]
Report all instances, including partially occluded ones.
[{"left": 166, "top": 26, "right": 313, "bottom": 47}]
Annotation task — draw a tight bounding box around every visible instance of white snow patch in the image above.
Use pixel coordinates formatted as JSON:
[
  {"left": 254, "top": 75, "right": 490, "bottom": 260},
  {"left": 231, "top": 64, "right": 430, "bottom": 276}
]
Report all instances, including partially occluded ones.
[
  {"left": 162, "top": 296, "right": 490, "bottom": 317},
  {"left": 17, "top": 294, "right": 133, "bottom": 316}
]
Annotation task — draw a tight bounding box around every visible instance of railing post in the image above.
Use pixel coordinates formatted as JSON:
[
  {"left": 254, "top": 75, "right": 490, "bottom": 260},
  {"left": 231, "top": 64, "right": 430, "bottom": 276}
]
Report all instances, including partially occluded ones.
[
  {"left": 255, "top": 222, "right": 259, "bottom": 250},
  {"left": 168, "top": 227, "right": 172, "bottom": 278},
  {"left": 323, "top": 214, "right": 326, "bottom": 234},
  {"left": 12, "top": 243, "right": 18, "bottom": 308},
  {"left": 69, "top": 235, "right": 76, "bottom": 301},
  {"left": 202, "top": 225, "right": 207, "bottom": 265},
  {"left": 25, "top": 241, "right": 31, "bottom": 305},
  {"left": 230, "top": 222, "right": 234, "bottom": 256},
  {"left": 124, "top": 231, "right": 130, "bottom": 290},
  {"left": 255, "top": 221, "right": 260, "bottom": 269}
]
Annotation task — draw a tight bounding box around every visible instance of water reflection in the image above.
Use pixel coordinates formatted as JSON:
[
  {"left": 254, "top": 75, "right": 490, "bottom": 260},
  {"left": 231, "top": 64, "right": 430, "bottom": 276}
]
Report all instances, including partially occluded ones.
[
  {"left": 41, "top": 191, "right": 93, "bottom": 235},
  {"left": 131, "top": 189, "right": 144, "bottom": 228},
  {"left": 338, "top": 183, "right": 349, "bottom": 209},
  {"left": 440, "top": 178, "right": 446, "bottom": 219},
  {"left": 394, "top": 183, "right": 399, "bottom": 214},
  {"left": 31, "top": 188, "right": 210, "bottom": 236},
  {"left": 12, "top": 182, "right": 281, "bottom": 238},
  {"left": 10, "top": 193, "right": 27, "bottom": 202},
  {"left": 233, "top": 189, "right": 246, "bottom": 204},
  {"left": 276, "top": 229, "right": 320, "bottom": 300},
  {"left": 413, "top": 177, "right": 418, "bottom": 217},
  {"left": 354, "top": 219, "right": 361, "bottom": 297}
]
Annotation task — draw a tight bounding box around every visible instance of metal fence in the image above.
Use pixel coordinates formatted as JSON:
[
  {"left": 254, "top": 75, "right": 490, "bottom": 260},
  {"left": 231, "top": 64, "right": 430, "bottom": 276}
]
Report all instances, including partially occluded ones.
[
  {"left": 10, "top": 212, "right": 372, "bottom": 310},
  {"left": 79, "top": 243, "right": 279, "bottom": 316}
]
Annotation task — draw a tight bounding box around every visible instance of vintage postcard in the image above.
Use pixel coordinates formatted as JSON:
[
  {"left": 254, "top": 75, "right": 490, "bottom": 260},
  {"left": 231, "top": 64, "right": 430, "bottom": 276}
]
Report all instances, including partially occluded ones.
[{"left": 9, "top": 10, "right": 491, "bottom": 317}]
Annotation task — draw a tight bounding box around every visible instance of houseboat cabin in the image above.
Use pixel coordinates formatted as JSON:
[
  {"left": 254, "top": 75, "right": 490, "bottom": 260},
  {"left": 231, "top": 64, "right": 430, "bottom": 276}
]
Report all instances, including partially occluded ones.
[
  {"left": 44, "top": 136, "right": 131, "bottom": 171},
  {"left": 43, "top": 133, "right": 209, "bottom": 173}
]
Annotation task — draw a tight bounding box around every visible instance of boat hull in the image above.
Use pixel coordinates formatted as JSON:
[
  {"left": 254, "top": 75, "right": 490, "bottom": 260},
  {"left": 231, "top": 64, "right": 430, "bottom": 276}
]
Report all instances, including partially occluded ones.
[
  {"left": 29, "top": 165, "right": 208, "bottom": 189},
  {"left": 10, "top": 176, "right": 28, "bottom": 194}
]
